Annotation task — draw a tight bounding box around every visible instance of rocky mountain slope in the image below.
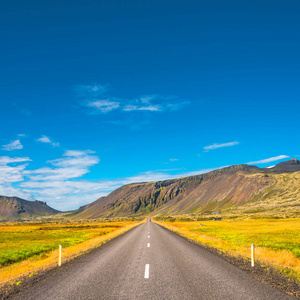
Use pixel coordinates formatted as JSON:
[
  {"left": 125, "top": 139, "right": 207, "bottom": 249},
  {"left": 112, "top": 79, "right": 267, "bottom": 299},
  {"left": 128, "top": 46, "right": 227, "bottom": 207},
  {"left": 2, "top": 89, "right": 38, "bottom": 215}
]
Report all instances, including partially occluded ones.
[
  {"left": 269, "top": 158, "right": 300, "bottom": 172},
  {"left": 72, "top": 159, "right": 300, "bottom": 219},
  {"left": 1, "top": 159, "right": 299, "bottom": 220},
  {"left": 0, "top": 196, "right": 60, "bottom": 220}
]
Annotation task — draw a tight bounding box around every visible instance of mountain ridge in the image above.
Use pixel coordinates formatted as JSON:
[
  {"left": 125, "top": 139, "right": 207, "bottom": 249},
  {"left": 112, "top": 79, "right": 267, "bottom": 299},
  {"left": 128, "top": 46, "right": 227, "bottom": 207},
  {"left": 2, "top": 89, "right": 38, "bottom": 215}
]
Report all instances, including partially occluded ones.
[
  {"left": 72, "top": 159, "right": 300, "bottom": 218},
  {"left": 1, "top": 159, "right": 299, "bottom": 220},
  {"left": 0, "top": 196, "right": 60, "bottom": 220}
]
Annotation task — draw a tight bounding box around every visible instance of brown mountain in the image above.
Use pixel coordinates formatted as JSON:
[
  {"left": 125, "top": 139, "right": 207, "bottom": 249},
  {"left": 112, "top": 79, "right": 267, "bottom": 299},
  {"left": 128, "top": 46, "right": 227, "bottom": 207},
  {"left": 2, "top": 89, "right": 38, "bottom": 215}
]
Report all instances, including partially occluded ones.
[
  {"left": 0, "top": 196, "right": 60, "bottom": 220},
  {"left": 72, "top": 159, "right": 300, "bottom": 219},
  {"left": 269, "top": 158, "right": 300, "bottom": 172},
  {"left": 72, "top": 164, "right": 275, "bottom": 218}
]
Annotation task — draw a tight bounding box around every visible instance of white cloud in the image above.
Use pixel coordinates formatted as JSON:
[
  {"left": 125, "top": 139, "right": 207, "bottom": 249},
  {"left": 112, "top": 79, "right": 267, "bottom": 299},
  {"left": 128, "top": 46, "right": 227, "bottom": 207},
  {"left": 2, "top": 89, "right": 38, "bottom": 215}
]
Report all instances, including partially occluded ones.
[
  {"left": 50, "top": 150, "right": 99, "bottom": 168},
  {"left": 63, "top": 150, "right": 95, "bottom": 157},
  {"left": 49, "top": 155, "right": 99, "bottom": 169},
  {"left": 2, "top": 140, "right": 23, "bottom": 151},
  {"left": 247, "top": 155, "right": 289, "bottom": 165},
  {"left": 0, "top": 156, "right": 31, "bottom": 184},
  {"left": 0, "top": 156, "right": 31, "bottom": 165},
  {"left": 0, "top": 164, "right": 28, "bottom": 183},
  {"left": 37, "top": 135, "right": 51, "bottom": 143},
  {"left": 0, "top": 156, "right": 30, "bottom": 184},
  {"left": 37, "top": 135, "right": 60, "bottom": 147},
  {"left": 204, "top": 141, "right": 239, "bottom": 151},
  {"left": 87, "top": 100, "right": 120, "bottom": 113},
  {"left": 24, "top": 149, "right": 100, "bottom": 182},
  {"left": 123, "top": 104, "right": 161, "bottom": 112},
  {"left": 121, "top": 95, "right": 189, "bottom": 113},
  {"left": 0, "top": 184, "right": 33, "bottom": 200},
  {"left": 76, "top": 84, "right": 190, "bottom": 114},
  {"left": 24, "top": 167, "right": 90, "bottom": 181},
  {"left": 169, "top": 158, "right": 179, "bottom": 162},
  {"left": 75, "top": 84, "right": 108, "bottom": 98}
]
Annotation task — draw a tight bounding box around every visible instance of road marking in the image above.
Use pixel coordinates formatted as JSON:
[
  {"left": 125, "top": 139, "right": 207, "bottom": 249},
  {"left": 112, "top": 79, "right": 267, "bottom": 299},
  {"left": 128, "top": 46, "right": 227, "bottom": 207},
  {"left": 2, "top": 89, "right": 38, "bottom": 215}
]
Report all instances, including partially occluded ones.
[
  {"left": 144, "top": 264, "right": 149, "bottom": 278},
  {"left": 147, "top": 243, "right": 150, "bottom": 247},
  {"left": 148, "top": 236, "right": 150, "bottom": 238}
]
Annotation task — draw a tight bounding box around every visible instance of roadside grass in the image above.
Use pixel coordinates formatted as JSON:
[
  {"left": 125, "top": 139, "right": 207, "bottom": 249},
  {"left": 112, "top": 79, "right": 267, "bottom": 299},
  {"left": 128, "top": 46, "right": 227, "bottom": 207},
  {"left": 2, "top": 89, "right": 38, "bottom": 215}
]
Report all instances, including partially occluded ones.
[
  {"left": 0, "top": 220, "right": 143, "bottom": 286},
  {"left": 154, "top": 218, "right": 300, "bottom": 281}
]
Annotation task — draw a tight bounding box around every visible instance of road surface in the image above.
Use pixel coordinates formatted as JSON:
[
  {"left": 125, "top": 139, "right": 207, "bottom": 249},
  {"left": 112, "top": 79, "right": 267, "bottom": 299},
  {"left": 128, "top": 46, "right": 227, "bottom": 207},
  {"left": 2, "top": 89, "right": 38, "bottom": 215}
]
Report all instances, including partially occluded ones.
[{"left": 14, "top": 220, "right": 295, "bottom": 299}]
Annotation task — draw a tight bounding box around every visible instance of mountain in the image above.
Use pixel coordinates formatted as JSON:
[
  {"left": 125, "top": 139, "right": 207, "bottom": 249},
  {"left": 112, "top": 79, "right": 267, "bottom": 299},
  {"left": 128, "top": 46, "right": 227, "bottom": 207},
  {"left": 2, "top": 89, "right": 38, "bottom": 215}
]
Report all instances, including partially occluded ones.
[
  {"left": 268, "top": 158, "right": 300, "bottom": 172},
  {"left": 72, "top": 164, "right": 269, "bottom": 218},
  {"left": 0, "top": 196, "right": 60, "bottom": 220},
  {"left": 2, "top": 159, "right": 299, "bottom": 220},
  {"left": 72, "top": 159, "right": 300, "bottom": 219}
]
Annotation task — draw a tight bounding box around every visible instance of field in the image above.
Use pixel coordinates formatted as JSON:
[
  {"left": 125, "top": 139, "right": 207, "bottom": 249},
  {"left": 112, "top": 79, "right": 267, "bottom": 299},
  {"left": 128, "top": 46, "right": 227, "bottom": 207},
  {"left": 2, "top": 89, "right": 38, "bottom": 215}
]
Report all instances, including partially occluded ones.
[
  {"left": 155, "top": 218, "right": 300, "bottom": 281},
  {"left": 0, "top": 219, "right": 142, "bottom": 286}
]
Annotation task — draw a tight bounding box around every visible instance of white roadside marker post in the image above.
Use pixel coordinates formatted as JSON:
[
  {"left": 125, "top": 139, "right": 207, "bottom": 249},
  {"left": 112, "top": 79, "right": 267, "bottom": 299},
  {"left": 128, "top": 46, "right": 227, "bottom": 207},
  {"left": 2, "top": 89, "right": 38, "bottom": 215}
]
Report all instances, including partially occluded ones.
[
  {"left": 251, "top": 244, "right": 255, "bottom": 267},
  {"left": 58, "top": 245, "right": 62, "bottom": 266}
]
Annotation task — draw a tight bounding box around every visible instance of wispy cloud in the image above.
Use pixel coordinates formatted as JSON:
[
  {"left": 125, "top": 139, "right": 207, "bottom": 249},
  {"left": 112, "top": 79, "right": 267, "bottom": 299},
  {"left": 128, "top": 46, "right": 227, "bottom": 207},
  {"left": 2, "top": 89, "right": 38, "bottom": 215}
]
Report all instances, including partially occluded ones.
[
  {"left": 247, "top": 155, "right": 289, "bottom": 165},
  {"left": 123, "top": 104, "right": 161, "bottom": 112},
  {"left": 63, "top": 150, "right": 95, "bottom": 157},
  {"left": 87, "top": 100, "right": 120, "bottom": 113},
  {"left": 169, "top": 158, "right": 179, "bottom": 162},
  {"left": 76, "top": 84, "right": 190, "bottom": 114},
  {"left": 25, "top": 150, "right": 99, "bottom": 182},
  {"left": 49, "top": 151, "right": 99, "bottom": 169},
  {"left": 2, "top": 140, "right": 23, "bottom": 151},
  {"left": 204, "top": 141, "right": 239, "bottom": 151},
  {"left": 0, "top": 156, "right": 30, "bottom": 184},
  {"left": 0, "top": 156, "right": 31, "bottom": 165},
  {"left": 0, "top": 156, "right": 35, "bottom": 200},
  {"left": 75, "top": 84, "right": 108, "bottom": 98},
  {"left": 36, "top": 135, "right": 60, "bottom": 147}
]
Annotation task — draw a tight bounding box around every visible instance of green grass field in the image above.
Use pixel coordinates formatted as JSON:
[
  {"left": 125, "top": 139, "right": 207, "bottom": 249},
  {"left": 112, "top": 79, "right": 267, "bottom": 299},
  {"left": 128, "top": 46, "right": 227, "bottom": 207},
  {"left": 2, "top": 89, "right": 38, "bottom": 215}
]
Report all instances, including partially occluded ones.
[
  {"left": 155, "top": 218, "right": 300, "bottom": 280},
  {"left": 0, "top": 223, "right": 123, "bottom": 266},
  {"left": 0, "top": 220, "right": 141, "bottom": 285}
]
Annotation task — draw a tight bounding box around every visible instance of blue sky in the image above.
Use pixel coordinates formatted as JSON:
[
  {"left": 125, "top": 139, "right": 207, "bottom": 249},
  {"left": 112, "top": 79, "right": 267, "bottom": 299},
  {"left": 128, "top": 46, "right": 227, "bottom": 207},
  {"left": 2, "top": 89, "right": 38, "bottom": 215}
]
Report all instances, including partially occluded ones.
[{"left": 0, "top": 0, "right": 299, "bottom": 210}]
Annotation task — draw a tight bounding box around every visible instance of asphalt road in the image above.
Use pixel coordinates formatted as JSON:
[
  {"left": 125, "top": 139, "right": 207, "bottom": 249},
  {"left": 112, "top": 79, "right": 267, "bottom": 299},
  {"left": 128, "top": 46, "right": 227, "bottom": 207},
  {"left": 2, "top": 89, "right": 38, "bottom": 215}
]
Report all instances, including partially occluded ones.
[{"left": 14, "top": 220, "right": 295, "bottom": 300}]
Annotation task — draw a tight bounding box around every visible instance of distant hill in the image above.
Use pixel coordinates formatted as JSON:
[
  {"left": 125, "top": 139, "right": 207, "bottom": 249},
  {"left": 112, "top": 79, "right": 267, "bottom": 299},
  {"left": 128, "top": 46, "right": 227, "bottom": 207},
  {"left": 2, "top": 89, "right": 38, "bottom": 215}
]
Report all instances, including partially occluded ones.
[
  {"left": 72, "top": 159, "right": 300, "bottom": 219},
  {"left": 0, "top": 196, "right": 60, "bottom": 220},
  {"left": 269, "top": 158, "right": 300, "bottom": 172}
]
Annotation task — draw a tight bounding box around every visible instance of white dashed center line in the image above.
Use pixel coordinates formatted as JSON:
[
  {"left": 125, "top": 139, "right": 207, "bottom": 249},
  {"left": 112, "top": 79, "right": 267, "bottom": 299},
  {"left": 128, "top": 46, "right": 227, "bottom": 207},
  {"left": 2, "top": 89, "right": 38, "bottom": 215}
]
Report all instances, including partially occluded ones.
[
  {"left": 148, "top": 236, "right": 150, "bottom": 238},
  {"left": 144, "top": 264, "right": 150, "bottom": 279},
  {"left": 147, "top": 243, "right": 150, "bottom": 247}
]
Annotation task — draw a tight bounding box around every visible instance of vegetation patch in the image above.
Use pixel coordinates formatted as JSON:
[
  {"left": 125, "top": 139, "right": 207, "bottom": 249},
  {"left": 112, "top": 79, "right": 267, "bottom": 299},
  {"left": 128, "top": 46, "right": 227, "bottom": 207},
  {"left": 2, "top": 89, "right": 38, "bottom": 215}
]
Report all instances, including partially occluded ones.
[
  {"left": 0, "top": 219, "right": 142, "bottom": 288},
  {"left": 154, "top": 218, "right": 300, "bottom": 283}
]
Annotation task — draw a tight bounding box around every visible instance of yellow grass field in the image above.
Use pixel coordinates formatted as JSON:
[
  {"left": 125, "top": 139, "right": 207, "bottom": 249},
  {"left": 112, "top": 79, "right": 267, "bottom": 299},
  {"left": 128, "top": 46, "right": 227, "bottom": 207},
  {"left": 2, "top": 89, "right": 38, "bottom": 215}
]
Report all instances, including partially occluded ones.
[
  {"left": 0, "top": 220, "right": 143, "bottom": 287},
  {"left": 155, "top": 218, "right": 300, "bottom": 281}
]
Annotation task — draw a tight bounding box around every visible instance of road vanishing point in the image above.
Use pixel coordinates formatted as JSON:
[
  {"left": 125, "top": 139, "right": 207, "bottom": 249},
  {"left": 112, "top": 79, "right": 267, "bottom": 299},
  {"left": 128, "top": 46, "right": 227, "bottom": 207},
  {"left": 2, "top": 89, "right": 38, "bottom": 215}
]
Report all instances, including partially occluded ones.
[{"left": 14, "top": 220, "right": 295, "bottom": 300}]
